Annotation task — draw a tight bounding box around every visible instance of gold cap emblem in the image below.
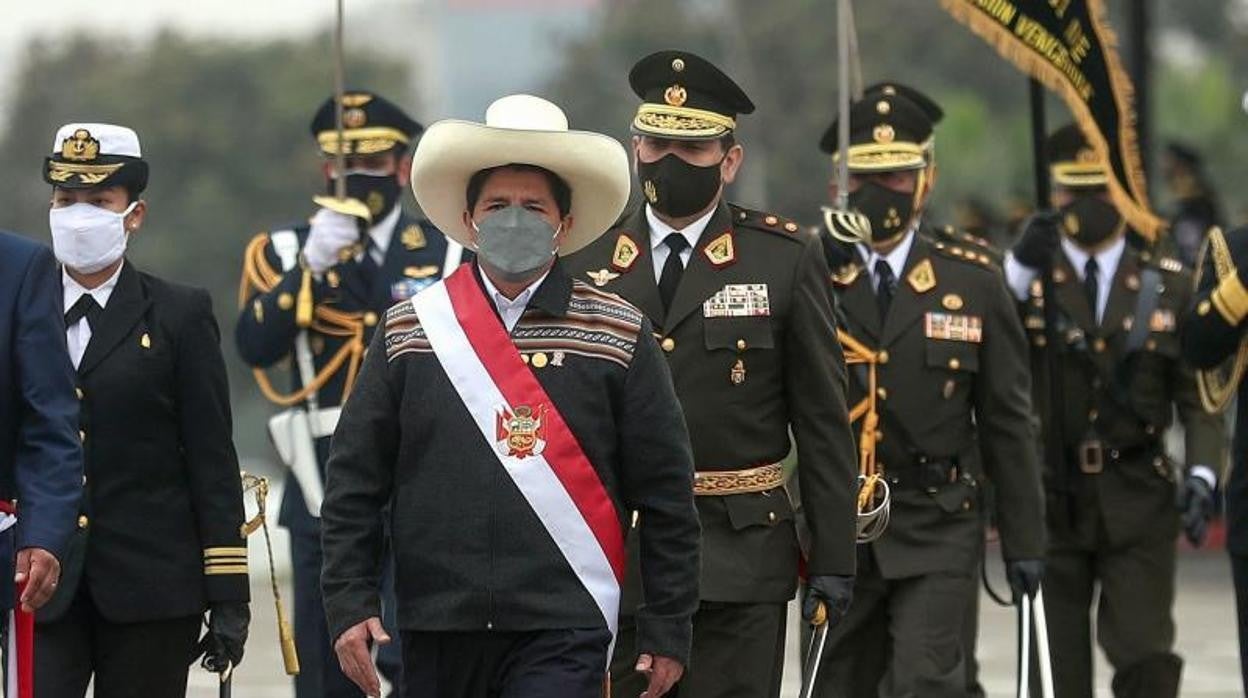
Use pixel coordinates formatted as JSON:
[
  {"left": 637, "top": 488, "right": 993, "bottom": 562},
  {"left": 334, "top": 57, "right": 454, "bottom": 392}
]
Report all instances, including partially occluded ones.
[
  {"left": 876, "top": 100, "right": 891, "bottom": 115},
  {"left": 664, "top": 84, "right": 687, "bottom": 107},
  {"left": 1076, "top": 147, "right": 1098, "bottom": 164},
  {"left": 873, "top": 124, "right": 896, "bottom": 144},
  {"left": 61, "top": 129, "right": 100, "bottom": 162},
  {"left": 671, "top": 57, "right": 685, "bottom": 72},
  {"left": 344, "top": 107, "right": 367, "bottom": 129},
  {"left": 341, "top": 93, "right": 374, "bottom": 108}
]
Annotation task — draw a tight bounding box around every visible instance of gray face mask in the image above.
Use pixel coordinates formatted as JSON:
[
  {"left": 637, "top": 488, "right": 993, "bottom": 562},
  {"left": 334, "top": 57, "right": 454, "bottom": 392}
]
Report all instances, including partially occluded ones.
[{"left": 473, "top": 206, "right": 561, "bottom": 282}]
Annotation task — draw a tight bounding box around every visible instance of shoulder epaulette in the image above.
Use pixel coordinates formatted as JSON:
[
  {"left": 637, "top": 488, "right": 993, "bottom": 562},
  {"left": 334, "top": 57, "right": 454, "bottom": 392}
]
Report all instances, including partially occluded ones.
[
  {"left": 931, "top": 239, "right": 995, "bottom": 269},
  {"left": 240, "top": 231, "right": 282, "bottom": 297},
  {"left": 1156, "top": 256, "right": 1185, "bottom": 274},
  {"left": 933, "top": 224, "right": 1003, "bottom": 264},
  {"left": 730, "top": 204, "right": 803, "bottom": 238}
]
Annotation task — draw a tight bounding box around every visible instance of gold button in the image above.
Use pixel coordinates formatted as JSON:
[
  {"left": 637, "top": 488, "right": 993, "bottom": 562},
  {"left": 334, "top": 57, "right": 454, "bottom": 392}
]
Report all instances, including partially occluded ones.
[
  {"left": 948, "top": 358, "right": 961, "bottom": 370},
  {"left": 77, "top": 515, "right": 88, "bottom": 529},
  {"left": 1145, "top": 339, "right": 1157, "bottom": 351},
  {"left": 877, "top": 350, "right": 890, "bottom": 364},
  {"left": 277, "top": 293, "right": 294, "bottom": 310},
  {"left": 363, "top": 312, "right": 378, "bottom": 327},
  {"left": 1089, "top": 409, "right": 1099, "bottom": 421},
  {"left": 962, "top": 500, "right": 972, "bottom": 511},
  {"left": 79, "top": 430, "right": 86, "bottom": 443},
  {"left": 1033, "top": 336, "right": 1048, "bottom": 347},
  {"left": 661, "top": 337, "right": 676, "bottom": 352},
  {"left": 764, "top": 215, "right": 779, "bottom": 226},
  {"left": 738, "top": 211, "right": 748, "bottom": 221},
  {"left": 767, "top": 511, "right": 777, "bottom": 524},
  {"left": 877, "top": 387, "right": 888, "bottom": 400},
  {"left": 532, "top": 352, "right": 549, "bottom": 368},
  {"left": 784, "top": 222, "right": 799, "bottom": 233},
  {"left": 1092, "top": 338, "right": 1106, "bottom": 353},
  {"left": 81, "top": 475, "right": 87, "bottom": 486},
  {"left": 521, "top": 354, "right": 531, "bottom": 364},
  {"left": 875, "top": 430, "right": 884, "bottom": 443},
  {"left": 736, "top": 339, "right": 747, "bottom": 351},
  {"left": 75, "top": 387, "right": 84, "bottom": 400},
  {"left": 1197, "top": 300, "right": 1211, "bottom": 316}
]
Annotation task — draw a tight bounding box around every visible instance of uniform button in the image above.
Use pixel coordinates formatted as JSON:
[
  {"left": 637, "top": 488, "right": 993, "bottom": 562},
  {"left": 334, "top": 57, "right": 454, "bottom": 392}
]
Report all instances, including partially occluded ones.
[
  {"left": 1092, "top": 338, "right": 1106, "bottom": 353},
  {"left": 78, "top": 430, "right": 86, "bottom": 443},
  {"left": 661, "top": 337, "right": 676, "bottom": 352},
  {"left": 531, "top": 352, "right": 549, "bottom": 368},
  {"left": 77, "top": 515, "right": 88, "bottom": 529},
  {"left": 81, "top": 475, "right": 87, "bottom": 486},
  {"left": 1145, "top": 424, "right": 1156, "bottom": 435},
  {"left": 875, "top": 430, "right": 884, "bottom": 442},
  {"left": 736, "top": 339, "right": 747, "bottom": 351},
  {"left": 877, "top": 350, "right": 890, "bottom": 364},
  {"left": 277, "top": 292, "right": 294, "bottom": 310},
  {"left": 1145, "top": 339, "right": 1157, "bottom": 351},
  {"left": 877, "top": 387, "right": 888, "bottom": 400},
  {"left": 363, "top": 312, "right": 378, "bottom": 327},
  {"left": 948, "top": 358, "right": 961, "bottom": 370},
  {"left": 1089, "top": 409, "right": 1099, "bottom": 421},
  {"left": 1033, "top": 336, "right": 1047, "bottom": 348},
  {"left": 764, "top": 215, "right": 779, "bottom": 226},
  {"left": 767, "top": 511, "right": 777, "bottom": 524},
  {"left": 962, "top": 500, "right": 972, "bottom": 511},
  {"left": 486, "top": 622, "right": 493, "bottom": 630},
  {"left": 75, "top": 387, "right": 84, "bottom": 400}
]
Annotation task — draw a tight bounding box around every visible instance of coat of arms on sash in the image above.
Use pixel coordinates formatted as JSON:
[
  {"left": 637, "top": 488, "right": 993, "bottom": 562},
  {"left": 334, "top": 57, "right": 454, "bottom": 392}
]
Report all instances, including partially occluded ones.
[{"left": 495, "top": 405, "right": 547, "bottom": 458}]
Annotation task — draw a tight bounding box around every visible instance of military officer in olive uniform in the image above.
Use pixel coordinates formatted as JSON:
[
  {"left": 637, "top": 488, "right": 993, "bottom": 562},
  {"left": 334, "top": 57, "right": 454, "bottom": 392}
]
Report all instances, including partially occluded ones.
[
  {"left": 235, "top": 91, "right": 461, "bottom": 698},
  {"left": 1005, "top": 124, "right": 1225, "bottom": 698},
  {"left": 564, "top": 50, "right": 859, "bottom": 697},
  {"left": 812, "top": 86, "right": 1046, "bottom": 697},
  {"left": 1181, "top": 224, "right": 1248, "bottom": 695}
]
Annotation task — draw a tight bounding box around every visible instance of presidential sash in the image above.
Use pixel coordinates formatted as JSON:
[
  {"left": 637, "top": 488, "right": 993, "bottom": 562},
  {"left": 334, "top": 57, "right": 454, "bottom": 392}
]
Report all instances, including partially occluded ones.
[{"left": 410, "top": 266, "right": 625, "bottom": 636}]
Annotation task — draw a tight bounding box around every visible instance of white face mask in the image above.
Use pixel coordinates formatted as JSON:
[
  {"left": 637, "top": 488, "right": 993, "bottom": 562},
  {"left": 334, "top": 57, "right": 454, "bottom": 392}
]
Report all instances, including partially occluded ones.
[{"left": 49, "top": 201, "right": 137, "bottom": 274}]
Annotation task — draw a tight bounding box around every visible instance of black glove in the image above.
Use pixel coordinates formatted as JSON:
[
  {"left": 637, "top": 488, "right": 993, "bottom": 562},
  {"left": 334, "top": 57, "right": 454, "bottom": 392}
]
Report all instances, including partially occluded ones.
[
  {"left": 1005, "top": 559, "right": 1044, "bottom": 603},
  {"left": 1181, "top": 473, "right": 1217, "bottom": 547},
  {"left": 1011, "top": 211, "right": 1062, "bottom": 270},
  {"left": 802, "top": 575, "right": 854, "bottom": 627},
  {"left": 198, "top": 602, "right": 250, "bottom": 672}
]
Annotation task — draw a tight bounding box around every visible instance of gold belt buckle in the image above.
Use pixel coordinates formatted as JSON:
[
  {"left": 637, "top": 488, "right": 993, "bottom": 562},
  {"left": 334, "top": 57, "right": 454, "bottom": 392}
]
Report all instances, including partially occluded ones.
[{"left": 1079, "top": 439, "right": 1104, "bottom": 474}]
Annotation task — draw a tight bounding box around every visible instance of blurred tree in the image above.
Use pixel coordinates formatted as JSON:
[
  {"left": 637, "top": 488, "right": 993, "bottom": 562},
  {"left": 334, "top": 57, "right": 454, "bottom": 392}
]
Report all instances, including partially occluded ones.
[
  {"left": 546, "top": 0, "right": 1247, "bottom": 232},
  {"left": 0, "top": 31, "right": 412, "bottom": 454}
]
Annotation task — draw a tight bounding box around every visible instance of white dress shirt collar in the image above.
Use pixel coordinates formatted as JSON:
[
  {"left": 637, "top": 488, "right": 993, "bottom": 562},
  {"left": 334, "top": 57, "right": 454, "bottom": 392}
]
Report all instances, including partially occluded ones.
[
  {"left": 478, "top": 266, "right": 551, "bottom": 332},
  {"left": 646, "top": 204, "right": 715, "bottom": 281},
  {"left": 366, "top": 206, "right": 402, "bottom": 262},
  {"left": 858, "top": 228, "right": 917, "bottom": 287},
  {"left": 62, "top": 262, "right": 124, "bottom": 314}
]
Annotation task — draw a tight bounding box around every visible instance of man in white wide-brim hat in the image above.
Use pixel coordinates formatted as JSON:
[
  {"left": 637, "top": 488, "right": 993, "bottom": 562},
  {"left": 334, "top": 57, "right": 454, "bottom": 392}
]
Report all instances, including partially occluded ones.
[{"left": 320, "top": 94, "right": 700, "bottom": 698}]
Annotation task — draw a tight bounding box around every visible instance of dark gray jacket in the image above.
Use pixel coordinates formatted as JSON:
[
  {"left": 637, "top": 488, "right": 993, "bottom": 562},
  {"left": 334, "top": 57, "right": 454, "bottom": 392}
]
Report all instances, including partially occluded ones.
[{"left": 321, "top": 262, "right": 700, "bottom": 663}]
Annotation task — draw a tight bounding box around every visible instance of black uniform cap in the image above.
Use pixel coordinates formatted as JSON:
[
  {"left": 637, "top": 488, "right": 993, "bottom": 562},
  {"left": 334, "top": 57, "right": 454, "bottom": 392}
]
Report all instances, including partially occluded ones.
[
  {"left": 629, "top": 50, "right": 755, "bottom": 141},
  {"left": 1046, "top": 123, "right": 1107, "bottom": 188},
  {"left": 310, "top": 90, "right": 423, "bottom": 156},
  {"left": 819, "top": 91, "right": 934, "bottom": 172},
  {"left": 863, "top": 82, "right": 944, "bottom": 124}
]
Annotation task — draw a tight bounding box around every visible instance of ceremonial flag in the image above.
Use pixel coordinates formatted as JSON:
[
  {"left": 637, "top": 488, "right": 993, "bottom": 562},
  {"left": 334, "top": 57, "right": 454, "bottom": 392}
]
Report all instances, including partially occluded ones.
[{"left": 940, "top": 0, "right": 1163, "bottom": 239}]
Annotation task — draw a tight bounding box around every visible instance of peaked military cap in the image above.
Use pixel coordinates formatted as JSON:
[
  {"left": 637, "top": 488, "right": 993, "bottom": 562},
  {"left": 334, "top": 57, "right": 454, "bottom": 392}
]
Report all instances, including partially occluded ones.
[
  {"left": 1047, "top": 123, "right": 1107, "bottom": 188},
  {"left": 629, "top": 50, "right": 755, "bottom": 140},
  {"left": 43, "top": 123, "right": 149, "bottom": 194},
  {"left": 863, "top": 82, "right": 944, "bottom": 124},
  {"left": 819, "top": 90, "right": 934, "bottom": 172},
  {"left": 310, "top": 90, "right": 423, "bottom": 156}
]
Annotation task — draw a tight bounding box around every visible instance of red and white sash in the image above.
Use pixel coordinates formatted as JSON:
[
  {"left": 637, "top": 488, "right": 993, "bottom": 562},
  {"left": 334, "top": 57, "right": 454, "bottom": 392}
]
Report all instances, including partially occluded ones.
[
  {"left": 0, "top": 501, "right": 31, "bottom": 698},
  {"left": 411, "top": 266, "right": 625, "bottom": 636}
]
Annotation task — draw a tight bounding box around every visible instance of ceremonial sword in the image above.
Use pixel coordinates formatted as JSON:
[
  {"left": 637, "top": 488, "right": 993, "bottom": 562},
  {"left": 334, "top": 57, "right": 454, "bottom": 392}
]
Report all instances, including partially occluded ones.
[{"left": 799, "top": 602, "right": 831, "bottom": 698}]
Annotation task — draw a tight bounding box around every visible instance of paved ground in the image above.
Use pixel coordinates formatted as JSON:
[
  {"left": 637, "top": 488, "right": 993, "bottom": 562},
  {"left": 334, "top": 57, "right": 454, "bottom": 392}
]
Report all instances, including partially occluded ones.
[{"left": 185, "top": 537, "right": 1240, "bottom": 696}]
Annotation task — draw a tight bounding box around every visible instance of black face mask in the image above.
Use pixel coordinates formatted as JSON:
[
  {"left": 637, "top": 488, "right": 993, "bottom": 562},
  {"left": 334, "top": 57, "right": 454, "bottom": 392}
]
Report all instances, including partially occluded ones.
[
  {"left": 327, "top": 172, "right": 402, "bottom": 220},
  {"left": 1059, "top": 195, "right": 1123, "bottom": 249},
  {"left": 637, "top": 153, "right": 723, "bottom": 218},
  {"left": 847, "top": 181, "right": 915, "bottom": 247}
]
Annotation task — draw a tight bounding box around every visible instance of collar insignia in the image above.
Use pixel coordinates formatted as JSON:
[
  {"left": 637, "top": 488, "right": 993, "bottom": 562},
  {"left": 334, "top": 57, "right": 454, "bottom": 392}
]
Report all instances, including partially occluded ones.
[
  {"left": 400, "top": 225, "right": 427, "bottom": 250},
  {"left": 611, "top": 234, "right": 641, "bottom": 271},
  {"left": 703, "top": 231, "right": 736, "bottom": 268},
  {"left": 907, "top": 258, "right": 937, "bottom": 294},
  {"left": 832, "top": 263, "right": 861, "bottom": 286}
]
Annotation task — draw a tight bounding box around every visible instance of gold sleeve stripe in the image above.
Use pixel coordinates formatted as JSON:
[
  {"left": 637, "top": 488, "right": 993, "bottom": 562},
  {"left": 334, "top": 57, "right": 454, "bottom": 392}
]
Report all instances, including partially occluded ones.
[
  {"left": 1213, "top": 274, "right": 1248, "bottom": 325},
  {"left": 204, "top": 565, "right": 250, "bottom": 576},
  {"left": 204, "top": 547, "right": 248, "bottom": 557},
  {"left": 205, "top": 557, "right": 248, "bottom": 565}
]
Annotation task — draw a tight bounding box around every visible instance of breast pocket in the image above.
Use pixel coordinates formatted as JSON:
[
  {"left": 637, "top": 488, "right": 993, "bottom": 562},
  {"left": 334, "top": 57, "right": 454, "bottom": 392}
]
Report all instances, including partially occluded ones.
[{"left": 703, "top": 317, "right": 775, "bottom": 353}]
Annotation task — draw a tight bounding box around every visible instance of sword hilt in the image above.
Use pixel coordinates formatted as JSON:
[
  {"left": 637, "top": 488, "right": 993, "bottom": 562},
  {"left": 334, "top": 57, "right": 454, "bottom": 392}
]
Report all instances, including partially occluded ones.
[{"left": 812, "top": 601, "right": 828, "bottom": 627}]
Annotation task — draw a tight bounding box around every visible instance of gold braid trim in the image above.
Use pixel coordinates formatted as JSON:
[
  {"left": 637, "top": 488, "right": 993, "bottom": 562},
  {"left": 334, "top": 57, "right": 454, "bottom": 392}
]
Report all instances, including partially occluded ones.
[
  {"left": 1212, "top": 274, "right": 1248, "bottom": 326},
  {"left": 238, "top": 233, "right": 368, "bottom": 407},
  {"left": 939, "top": 0, "right": 1163, "bottom": 241},
  {"left": 837, "top": 329, "right": 882, "bottom": 509}
]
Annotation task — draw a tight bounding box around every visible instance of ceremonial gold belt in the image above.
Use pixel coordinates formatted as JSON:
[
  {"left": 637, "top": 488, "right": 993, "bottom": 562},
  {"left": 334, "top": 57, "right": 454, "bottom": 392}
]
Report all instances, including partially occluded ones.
[{"left": 693, "top": 463, "right": 785, "bottom": 496}]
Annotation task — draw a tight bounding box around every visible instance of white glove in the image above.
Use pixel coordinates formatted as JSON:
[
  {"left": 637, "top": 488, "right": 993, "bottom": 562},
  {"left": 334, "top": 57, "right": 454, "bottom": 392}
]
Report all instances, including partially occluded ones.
[{"left": 303, "top": 208, "right": 361, "bottom": 273}]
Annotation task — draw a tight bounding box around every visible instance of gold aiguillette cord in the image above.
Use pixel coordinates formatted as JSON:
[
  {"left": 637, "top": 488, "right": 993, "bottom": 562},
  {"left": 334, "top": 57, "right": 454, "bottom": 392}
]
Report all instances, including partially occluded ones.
[{"left": 240, "top": 472, "right": 300, "bottom": 675}]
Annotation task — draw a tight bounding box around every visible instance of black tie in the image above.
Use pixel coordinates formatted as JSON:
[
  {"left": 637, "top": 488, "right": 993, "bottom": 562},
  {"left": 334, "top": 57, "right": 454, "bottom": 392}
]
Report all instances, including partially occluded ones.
[
  {"left": 1084, "top": 257, "right": 1099, "bottom": 322},
  {"left": 658, "top": 233, "right": 689, "bottom": 311},
  {"left": 65, "top": 294, "right": 102, "bottom": 330},
  {"left": 875, "top": 259, "right": 896, "bottom": 320}
]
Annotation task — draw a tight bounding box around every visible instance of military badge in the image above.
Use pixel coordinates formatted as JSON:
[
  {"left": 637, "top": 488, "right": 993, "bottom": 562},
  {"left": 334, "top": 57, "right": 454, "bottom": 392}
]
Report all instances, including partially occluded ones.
[
  {"left": 611, "top": 234, "right": 641, "bottom": 272},
  {"left": 392, "top": 278, "right": 435, "bottom": 300},
  {"left": 704, "top": 284, "right": 770, "bottom": 318},
  {"left": 942, "top": 293, "right": 964, "bottom": 310},
  {"left": 1149, "top": 309, "right": 1176, "bottom": 333},
  {"left": 907, "top": 259, "right": 937, "bottom": 294},
  {"left": 586, "top": 268, "right": 620, "bottom": 287},
  {"left": 665, "top": 84, "right": 688, "bottom": 107},
  {"left": 832, "top": 264, "right": 861, "bottom": 287},
  {"left": 140, "top": 332, "right": 151, "bottom": 349},
  {"left": 405, "top": 265, "right": 439, "bottom": 278},
  {"left": 344, "top": 107, "right": 368, "bottom": 129},
  {"left": 1125, "top": 274, "right": 1140, "bottom": 291},
  {"left": 401, "top": 225, "right": 427, "bottom": 250},
  {"left": 61, "top": 129, "right": 100, "bottom": 161},
  {"left": 702, "top": 231, "right": 736, "bottom": 268},
  {"left": 495, "top": 405, "right": 546, "bottom": 459},
  {"left": 925, "top": 312, "right": 983, "bottom": 343}
]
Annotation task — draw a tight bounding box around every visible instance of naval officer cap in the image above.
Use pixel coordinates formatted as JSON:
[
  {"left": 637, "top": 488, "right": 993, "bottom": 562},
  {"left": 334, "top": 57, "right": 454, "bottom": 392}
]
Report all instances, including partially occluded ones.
[
  {"left": 629, "top": 50, "right": 755, "bottom": 141},
  {"left": 43, "top": 123, "right": 148, "bottom": 195}
]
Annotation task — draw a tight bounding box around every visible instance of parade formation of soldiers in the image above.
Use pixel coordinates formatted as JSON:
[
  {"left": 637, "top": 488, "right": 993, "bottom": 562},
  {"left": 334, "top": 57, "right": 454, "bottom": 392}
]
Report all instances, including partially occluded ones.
[{"left": 2, "top": 29, "right": 1248, "bottom": 698}]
